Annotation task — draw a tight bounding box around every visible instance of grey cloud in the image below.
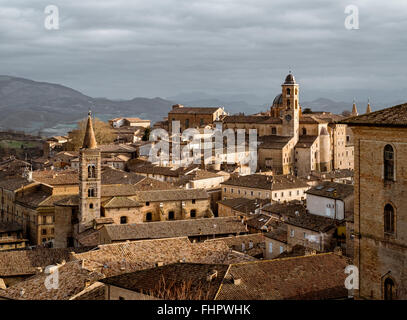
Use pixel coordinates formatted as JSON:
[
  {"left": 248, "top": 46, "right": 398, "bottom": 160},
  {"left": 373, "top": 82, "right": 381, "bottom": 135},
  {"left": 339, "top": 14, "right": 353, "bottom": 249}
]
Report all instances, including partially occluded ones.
[{"left": 0, "top": 0, "right": 406, "bottom": 105}]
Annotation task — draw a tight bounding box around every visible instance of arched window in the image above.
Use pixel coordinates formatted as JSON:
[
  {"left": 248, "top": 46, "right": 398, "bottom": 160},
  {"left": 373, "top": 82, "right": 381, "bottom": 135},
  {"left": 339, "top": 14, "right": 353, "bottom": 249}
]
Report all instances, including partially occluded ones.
[
  {"left": 89, "top": 203, "right": 93, "bottom": 209},
  {"left": 88, "top": 188, "right": 95, "bottom": 197},
  {"left": 295, "top": 100, "right": 298, "bottom": 109},
  {"left": 384, "top": 278, "right": 396, "bottom": 300},
  {"left": 190, "top": 209, "right": 196, "bottom": 218},
  {"left": 384, "top": 204, "right": 395, "bottom": 234},
  {"left": 287, "top": 99, "right": 291, "bottom": 108},
  {"left": 120, "top": 216, "right": 128, "bottom": 224},
  {"left": 168, "top": 211, "right": 174, "bottom": 220},
  {"left": 302, "top": 128, "right": 307, "bottom": 135},
  {"left": 384, "top": 145, "right": 394, "bottom": 181},
  {"left": 88, "top": 165, "right": 96, "bottom": 178},
  {"left": 286, "top": 88, "right": 291, "bottom": 96},
  {"left": 146, "top": 212, "right": 152, "bottom": 221}
]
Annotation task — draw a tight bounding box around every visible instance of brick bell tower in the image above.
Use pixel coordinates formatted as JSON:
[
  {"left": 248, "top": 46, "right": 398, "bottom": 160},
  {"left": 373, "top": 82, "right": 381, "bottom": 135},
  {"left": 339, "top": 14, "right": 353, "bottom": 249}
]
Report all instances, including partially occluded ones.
[
  {"left": 78, "top": 111, "right": 101, "bottom": 232},
  {"left": 281, "top": 72, "right": 300, "bottom": 143}
]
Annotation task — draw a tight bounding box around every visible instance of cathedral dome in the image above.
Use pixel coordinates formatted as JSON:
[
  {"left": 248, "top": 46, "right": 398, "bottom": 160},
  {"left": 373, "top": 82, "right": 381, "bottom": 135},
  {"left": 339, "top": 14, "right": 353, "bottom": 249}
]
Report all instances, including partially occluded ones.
[
  {"left": 273, "top": 93, "right": 283, "bottom": 106},
  {"left": 284, "top": 73, "right": 296, "bottom": 85}
]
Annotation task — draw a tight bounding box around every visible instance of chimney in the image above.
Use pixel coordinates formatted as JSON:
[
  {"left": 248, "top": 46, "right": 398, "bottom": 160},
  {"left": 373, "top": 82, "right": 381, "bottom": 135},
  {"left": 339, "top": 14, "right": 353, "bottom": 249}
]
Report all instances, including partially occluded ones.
[
  {"left": 206, "top": 270, "right": 218, "bottom": 282},
  {"left": 233, "top": 278, "right": 242, "bottom": 285}
]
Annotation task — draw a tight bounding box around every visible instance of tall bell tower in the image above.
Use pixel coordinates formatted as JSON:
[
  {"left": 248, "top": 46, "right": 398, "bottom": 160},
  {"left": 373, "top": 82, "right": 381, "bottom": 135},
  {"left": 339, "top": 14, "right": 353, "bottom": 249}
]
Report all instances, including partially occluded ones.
[
  {"left": 281, "top": 72, "right": 300, "bottom": 142},
  {"left": 78, "top": 111, "right": 101, "bottom": 232}
]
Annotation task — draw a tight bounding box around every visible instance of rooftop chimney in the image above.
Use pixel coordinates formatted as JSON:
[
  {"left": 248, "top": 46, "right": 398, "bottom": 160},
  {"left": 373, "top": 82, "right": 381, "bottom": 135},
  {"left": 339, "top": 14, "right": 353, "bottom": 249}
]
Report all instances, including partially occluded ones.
[{"left": 206, "top": 270, "right": 218, "bottom": 282}]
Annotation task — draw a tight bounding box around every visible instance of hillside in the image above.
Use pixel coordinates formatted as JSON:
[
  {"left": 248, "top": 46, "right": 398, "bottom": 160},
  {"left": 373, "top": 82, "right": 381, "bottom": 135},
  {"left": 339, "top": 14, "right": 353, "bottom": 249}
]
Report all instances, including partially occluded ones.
[{"left": 0, "top": 76, "right": 174, "bottom": 136}]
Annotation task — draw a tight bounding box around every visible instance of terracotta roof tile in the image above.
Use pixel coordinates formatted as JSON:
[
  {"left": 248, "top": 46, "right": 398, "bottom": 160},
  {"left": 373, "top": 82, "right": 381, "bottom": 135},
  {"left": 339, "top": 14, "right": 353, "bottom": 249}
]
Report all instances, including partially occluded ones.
[
  {"left": 222, "top": 174, "right": 308, "bottom": 191},
  {"left": 169, "top": 107, "right": 221, "bottom": 115},
  {"left": 102, "top": 217, "right": 247, "bottom": 241},
  {"left": 306, "top": 181, "right": 354, "bottom": 200},
  {"left": 340, "top": 103, "right": 407, "bottom": 127},
  {"left": 215, "top": 253, "right": 351, "bottom": 300},
  {"left": 72, "top": 237, "right": 248, "bottom": 277},
  {"left": 100, "top": 263, "right": 229, "bottom": 300},
  {"left": 134, "top": 188, "right": 208, "bottom": 202}
]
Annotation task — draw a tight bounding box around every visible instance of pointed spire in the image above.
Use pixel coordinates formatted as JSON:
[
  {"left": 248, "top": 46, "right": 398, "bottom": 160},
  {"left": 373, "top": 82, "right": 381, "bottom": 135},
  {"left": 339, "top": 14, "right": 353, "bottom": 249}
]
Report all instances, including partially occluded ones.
[
  {"left": 82, "top": 110, "right": 98, "bottom": 149},
  {"left": 351, "top": 98, "right": 358, "bottom": 116},
  {"left": 366, "top": 98, "right": 372, "bottom": 114}
]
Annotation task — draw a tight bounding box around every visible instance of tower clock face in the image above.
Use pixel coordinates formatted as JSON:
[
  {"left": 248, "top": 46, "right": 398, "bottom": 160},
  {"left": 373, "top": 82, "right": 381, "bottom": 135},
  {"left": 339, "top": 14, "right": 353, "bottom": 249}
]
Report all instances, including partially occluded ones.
[{"left": 285, "top": 114, "right": 292, "bottom": 122}]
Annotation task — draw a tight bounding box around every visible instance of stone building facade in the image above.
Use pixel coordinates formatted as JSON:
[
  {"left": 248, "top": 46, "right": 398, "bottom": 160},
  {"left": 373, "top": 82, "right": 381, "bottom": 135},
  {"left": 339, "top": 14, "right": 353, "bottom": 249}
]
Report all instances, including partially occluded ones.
[
  {"left": 168, "top": 105, "right": 227, "bottom": 132},
  {"left": 222, "top": 73, "right": 355, "bottom": 176},
  {"left": 342, "top": 103, "right": 407, "bottom": 300}
]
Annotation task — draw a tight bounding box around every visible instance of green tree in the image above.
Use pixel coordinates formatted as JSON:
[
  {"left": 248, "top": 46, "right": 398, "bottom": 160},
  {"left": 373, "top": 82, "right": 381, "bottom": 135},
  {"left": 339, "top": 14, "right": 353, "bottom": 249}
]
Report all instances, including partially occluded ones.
[
  {"left": 142, "top": 127, "right": 151, "bottom": 141},
  {"left": 65, "top": 117, "right": 115, "bottom": 151}
]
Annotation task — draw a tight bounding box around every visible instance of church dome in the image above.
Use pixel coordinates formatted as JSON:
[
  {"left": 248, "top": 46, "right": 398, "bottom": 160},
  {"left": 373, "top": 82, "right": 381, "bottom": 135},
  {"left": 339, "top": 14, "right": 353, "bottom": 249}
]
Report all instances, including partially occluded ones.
[
  {"left": 284, "top": 73, "right": 296, "bottom": 85},
  {"left": 272, "top": 93, "right": 283, "bottom": 106}
]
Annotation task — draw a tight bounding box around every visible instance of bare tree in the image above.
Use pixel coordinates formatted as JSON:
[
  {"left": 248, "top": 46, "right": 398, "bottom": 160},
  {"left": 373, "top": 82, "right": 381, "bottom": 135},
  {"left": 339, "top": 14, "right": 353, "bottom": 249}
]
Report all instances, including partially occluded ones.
[
  {"left": 65, "top": 117, "right": 115, "bottom": 151},
  {"left": 143, "top": 275, "right": 213, "bottom": 300}
]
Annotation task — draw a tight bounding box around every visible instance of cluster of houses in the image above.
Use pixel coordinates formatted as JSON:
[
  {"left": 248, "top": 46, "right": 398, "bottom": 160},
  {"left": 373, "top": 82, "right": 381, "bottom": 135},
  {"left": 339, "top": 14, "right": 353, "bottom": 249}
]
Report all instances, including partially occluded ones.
[{"left": 0, "top": 74, "right": 405, "bottom": 300}]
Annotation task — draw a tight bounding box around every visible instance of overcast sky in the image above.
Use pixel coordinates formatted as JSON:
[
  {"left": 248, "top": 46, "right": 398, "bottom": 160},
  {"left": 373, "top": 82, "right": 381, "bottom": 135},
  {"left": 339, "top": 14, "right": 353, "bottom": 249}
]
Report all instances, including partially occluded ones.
[{"left": 1, "top": 0, "right": 406, "bottom": 104}]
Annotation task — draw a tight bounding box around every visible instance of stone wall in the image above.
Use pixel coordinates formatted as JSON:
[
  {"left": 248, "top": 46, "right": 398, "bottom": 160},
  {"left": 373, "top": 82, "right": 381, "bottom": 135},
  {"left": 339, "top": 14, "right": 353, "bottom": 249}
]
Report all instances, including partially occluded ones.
[{"left": 352, "top": 126, "right": 407, "bottom": 300}]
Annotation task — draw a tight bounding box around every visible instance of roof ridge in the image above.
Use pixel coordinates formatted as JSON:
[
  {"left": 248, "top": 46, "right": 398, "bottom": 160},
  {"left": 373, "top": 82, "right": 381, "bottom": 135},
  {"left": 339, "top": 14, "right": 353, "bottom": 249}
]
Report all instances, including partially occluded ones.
[{"left": 229, "top": 252, "right": 338, "bottom": 267}]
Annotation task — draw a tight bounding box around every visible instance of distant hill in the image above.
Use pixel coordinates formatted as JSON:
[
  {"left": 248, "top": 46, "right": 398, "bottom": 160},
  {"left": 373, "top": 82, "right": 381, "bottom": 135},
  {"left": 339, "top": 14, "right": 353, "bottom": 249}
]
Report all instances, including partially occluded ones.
[
  {"left": 301, "top": 97, "right": 387, "bottom": 115},
  {"left": 0, "top": 76, "right": 175, "bottom": 136},
  {"left": 0, "top": 76, "right": 390, "bottom": 136}
]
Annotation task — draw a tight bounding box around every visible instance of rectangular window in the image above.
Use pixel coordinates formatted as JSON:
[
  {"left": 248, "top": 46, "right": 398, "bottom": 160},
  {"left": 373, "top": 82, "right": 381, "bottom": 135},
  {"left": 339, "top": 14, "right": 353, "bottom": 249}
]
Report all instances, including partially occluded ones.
[
  {"left": 290, "top": 229, "right": 294, "bottom": 237},
  {"left": 268, "top": 242, "right": 273, "bottom": 253},
  {"left": 279, "top": 246, "right": 284, "bottom": 254}
]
